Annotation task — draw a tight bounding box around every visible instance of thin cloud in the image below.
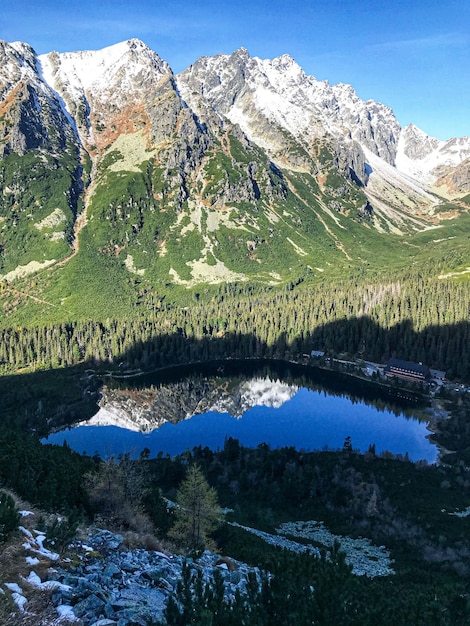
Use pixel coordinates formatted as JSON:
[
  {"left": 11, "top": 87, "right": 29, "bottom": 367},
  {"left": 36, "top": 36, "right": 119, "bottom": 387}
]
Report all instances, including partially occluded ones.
[{"left": 367, "top": 32, "right": 468, "bottom": 53}]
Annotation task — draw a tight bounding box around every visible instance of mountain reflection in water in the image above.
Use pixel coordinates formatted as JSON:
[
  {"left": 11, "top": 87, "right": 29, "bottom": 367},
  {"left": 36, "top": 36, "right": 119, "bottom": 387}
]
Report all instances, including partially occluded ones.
[{"left": 43, "top": 360, "right": 437, "bottom": 462}]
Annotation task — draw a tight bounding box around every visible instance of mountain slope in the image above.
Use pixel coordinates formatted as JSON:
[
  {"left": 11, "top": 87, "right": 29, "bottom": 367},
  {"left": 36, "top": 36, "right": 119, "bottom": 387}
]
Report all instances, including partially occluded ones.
[
  {"left": 0, "top": 39, "right": 469, "bottom": 322},
  {"left": 0, "top": 41, "right": 82, "bottom": 280}
]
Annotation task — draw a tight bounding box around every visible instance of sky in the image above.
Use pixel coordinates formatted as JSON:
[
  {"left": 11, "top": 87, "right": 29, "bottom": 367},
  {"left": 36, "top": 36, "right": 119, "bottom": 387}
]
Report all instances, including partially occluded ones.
[{"left": 1, "top": 0, "right": 469, "bottom": 141}]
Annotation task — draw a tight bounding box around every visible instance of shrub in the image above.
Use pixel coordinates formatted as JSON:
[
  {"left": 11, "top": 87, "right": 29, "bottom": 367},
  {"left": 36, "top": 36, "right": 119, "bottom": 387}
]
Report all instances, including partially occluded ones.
[{"left": 0, "top": 491, "right": 20, "bottom": 543}]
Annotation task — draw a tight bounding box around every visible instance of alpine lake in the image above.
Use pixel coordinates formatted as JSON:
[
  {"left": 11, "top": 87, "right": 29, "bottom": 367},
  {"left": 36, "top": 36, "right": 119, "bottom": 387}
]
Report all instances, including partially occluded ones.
[{"left": 43, "top": 360, "right": 438, "bottom": 463}]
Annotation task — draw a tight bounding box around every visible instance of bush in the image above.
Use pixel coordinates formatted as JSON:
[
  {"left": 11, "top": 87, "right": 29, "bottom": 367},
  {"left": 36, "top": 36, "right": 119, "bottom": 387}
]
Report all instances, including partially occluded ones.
[
  {"left": 43, "top": 511, "right": 80, "bottom": 553},
  {"left": 0, "top": 491, "right": 20, "bottom": 543}
]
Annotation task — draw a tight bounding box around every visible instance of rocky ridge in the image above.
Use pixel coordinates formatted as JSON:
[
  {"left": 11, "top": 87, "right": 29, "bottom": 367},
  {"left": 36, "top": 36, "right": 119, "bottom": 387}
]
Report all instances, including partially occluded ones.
[
  {"left": 177, "top": 48, "right": 399, "bottom": 179},
  {"left": 177, "top": 48, "right": 470, "bottom": 200}
]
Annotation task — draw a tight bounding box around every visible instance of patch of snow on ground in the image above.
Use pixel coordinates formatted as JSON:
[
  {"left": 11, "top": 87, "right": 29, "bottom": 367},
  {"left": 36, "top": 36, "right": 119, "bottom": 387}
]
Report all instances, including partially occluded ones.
[
  {"left": 24, "top": 571, "right": 71, "bottom": 591},
  {"left": 449, "top": 506, "right": 470, "bottom": 518},
  {"left": 19, "top": 526, "right": 34, "bottom": 539},
  {"left": 56, "top": 604, "right": 81, "bottom": 622},
  {"left": 19, "top": 526, "right": 60, "bottom": 561},
  {"left": 4, "top": 583, "right": 27, "bottom": 612},
  {"left": 230, "top": 519, "right": 394, "bottom": 577},
  {"left": 33, "top": 533, "right": 60, "bottom": 561}
]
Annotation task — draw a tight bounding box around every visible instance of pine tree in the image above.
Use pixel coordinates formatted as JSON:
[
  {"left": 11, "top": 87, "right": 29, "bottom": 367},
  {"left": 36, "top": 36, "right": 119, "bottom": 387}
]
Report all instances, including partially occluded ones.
[{"left": 169, "top": 464, "right": 222, "bottom": 554}]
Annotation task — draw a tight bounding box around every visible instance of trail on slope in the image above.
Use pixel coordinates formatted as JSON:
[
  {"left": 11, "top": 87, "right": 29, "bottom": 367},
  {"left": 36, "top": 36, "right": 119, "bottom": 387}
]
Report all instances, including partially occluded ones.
[{"left": 58, "top": 156, "right": 97, "bottom": 267}]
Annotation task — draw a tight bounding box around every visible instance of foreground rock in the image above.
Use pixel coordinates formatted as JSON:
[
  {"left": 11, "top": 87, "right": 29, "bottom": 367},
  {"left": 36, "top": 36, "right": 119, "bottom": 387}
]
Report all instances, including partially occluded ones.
[{"left": 48, "top": 529, "right": 261, "bottom": 625}]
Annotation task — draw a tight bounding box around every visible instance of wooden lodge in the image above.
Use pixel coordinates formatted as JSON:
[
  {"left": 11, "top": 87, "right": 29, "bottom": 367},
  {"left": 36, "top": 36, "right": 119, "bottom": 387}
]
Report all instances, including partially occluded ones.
[{"left": 384, "top": 358, "right": 431, "bottom": 383}]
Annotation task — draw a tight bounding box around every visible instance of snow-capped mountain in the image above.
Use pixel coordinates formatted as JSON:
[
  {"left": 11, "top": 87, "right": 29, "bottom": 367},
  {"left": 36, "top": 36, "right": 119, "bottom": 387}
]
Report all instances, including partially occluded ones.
[
  {"left": 177, "top": 47, "right": 470, "bottom": 208},
  {"left": 0, "top": 38, "right": 469, "bottom": 291},
  {"left": 38, "top": 39, "right": 175, "bottom": 150},
  {"left": 177, "top": 48, "right": 401, "bottom": 170},
  {"left": 0, "top": 40, "right": 79, "bottom": 157},
  {"left": 4, "top": 37, "right": 467, "bottom": 195},
  {"left": 396, "top": 124, "right": 470, "bottom": 193}
]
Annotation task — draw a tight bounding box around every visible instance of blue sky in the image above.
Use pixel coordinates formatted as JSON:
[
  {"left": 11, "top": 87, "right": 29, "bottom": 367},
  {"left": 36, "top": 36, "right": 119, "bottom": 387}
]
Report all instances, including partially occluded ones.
[{"left": 1, "top": 0, "right": 469, "bottom": 140}]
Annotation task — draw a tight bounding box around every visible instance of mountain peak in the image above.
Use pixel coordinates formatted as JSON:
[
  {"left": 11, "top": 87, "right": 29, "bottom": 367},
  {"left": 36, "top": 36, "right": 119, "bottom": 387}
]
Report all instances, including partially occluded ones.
[
  {"left": 38, "top": 38, "right": 172, "bottom": 98},
  {"left": 272, "top": 52, "right": 298, "bottom": 67},
  {"left": 233, "top": 46, "right": 250, "bottom": 56},
  {"left": 97, "top": 38, "right": 164, "bottom": 62},
  {"left": 0, "top": 40, "right": 38, "bottom": 75},
  {"left": 8, "top": 40, "right": 37, "bottom": 57},
  {"left": 402, "top": 123, "right": 431, "bottom": 139},
  {"left": 124, "top": 38, "right": 151, "bottom": 50},
  {"left": 228, "top": 47, "right": 251, "bottom": 64}
]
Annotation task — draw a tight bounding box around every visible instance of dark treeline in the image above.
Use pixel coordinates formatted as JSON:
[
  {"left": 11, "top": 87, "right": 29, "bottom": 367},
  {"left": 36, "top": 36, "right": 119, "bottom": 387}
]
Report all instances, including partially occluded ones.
[
  {"left": 0, "top": 429, "right": 95, "bottom": 512},
  {"left": 1, "top": 284, "right": 469, "bottom": 380}
]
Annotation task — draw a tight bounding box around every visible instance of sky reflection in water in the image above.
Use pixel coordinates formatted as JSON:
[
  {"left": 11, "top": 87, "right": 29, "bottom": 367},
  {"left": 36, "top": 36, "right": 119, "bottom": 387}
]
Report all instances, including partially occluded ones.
[{"left": 44, "top": 386, "right": 436, "bottom": 462}]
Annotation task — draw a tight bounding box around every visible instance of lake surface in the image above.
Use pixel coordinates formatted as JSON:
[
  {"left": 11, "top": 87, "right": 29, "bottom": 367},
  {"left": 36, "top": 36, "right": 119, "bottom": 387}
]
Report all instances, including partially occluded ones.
[{"left": 43, "top": 360, "right": 437, "bottom": 462}]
